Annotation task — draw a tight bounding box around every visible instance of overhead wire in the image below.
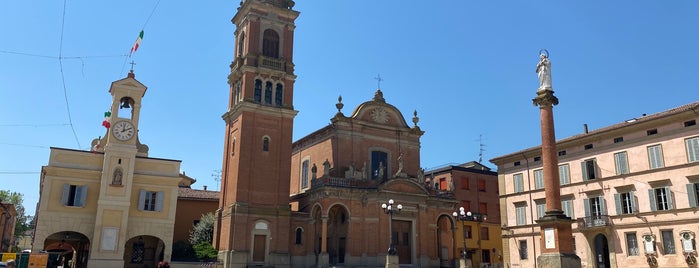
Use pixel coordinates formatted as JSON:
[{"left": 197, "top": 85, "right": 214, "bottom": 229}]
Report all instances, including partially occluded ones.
[
  {"left": 1, "top": 0, "right": 164, "bottom": 176},
  {"left": 57, "top": 0, "right": 82, "bottom": 149}
]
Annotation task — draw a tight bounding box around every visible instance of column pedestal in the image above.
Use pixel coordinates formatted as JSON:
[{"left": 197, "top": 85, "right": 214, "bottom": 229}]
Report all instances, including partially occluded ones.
[
  {"left": 317, "top": 252, "right": 329, "bottom": 268},
  {"left": 385, "top": 255, "right": 399, "bottom": 268},
  {"left": 458, "top": 258, "right": 473, "bottom": 268},
  {"left": 536, "top": 211, "right": 581, "bottom": 268}
]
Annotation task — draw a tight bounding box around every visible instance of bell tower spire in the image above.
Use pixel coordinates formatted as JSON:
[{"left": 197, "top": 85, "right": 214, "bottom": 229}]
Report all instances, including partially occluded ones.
[{"left": 214, "top": 1, "right": 299, "bottom": 267}]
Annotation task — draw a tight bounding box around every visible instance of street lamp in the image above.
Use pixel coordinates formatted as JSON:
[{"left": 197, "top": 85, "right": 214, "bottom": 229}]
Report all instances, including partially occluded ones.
[
  {"left": 382, "top": 199, "right": 403, "bottom": 255},
  {"left": 453, "top": 207, "right": 470, "bottom": 260}
]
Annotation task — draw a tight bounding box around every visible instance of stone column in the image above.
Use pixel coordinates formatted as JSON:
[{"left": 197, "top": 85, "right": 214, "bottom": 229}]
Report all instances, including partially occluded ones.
[
  {"left": 318, "top": 217, "right": 329, "bottom": 267},
  {"left": 533, "top": 89, "right": 581, "bottom": 268}
]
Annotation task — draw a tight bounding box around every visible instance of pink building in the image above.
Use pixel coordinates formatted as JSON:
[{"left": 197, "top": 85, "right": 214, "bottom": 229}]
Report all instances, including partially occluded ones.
[{"left": 491, "top": 101, "right": 699, "bottom": 268}]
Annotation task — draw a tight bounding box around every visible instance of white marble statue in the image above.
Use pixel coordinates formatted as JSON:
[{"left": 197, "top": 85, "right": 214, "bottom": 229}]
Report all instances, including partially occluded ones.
[{"left": 536, "top": 52, "right": 552, "bottom": 90}]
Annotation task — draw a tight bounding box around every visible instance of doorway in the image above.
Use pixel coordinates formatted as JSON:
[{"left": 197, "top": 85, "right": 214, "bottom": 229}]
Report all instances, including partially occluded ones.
[
  {"left": 594, "top": 234, "right": 610, "bottom": 268},
  {"left": 393, "top": 220, "right": 412, "bottom": 264}
]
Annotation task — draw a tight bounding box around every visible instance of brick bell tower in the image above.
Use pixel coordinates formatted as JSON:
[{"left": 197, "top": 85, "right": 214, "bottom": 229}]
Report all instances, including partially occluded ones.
[{"left": 214, "top": 1, "right": 299, "bottom": 267}]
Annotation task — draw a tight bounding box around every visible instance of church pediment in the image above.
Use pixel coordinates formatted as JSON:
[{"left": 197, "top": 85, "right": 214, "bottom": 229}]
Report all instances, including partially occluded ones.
[
  {"left": 381, "top": 179, "right": 428, "bottom": 195},
  {"left": 349, "top": 92, "right": 410, "bottom": 129}
]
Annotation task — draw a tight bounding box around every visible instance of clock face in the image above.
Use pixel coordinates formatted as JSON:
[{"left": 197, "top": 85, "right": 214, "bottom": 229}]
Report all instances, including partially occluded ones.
[{"left": 112, "top": 121, "right": 135, "bottom": 141}]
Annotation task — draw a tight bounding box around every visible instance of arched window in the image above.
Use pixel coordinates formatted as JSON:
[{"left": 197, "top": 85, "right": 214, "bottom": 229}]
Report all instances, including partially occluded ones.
[
  {"left": 371, "top": 150, "right": 388, "bottom": 180},
  {"left": 263, "top": 137, "right": 270, "bottom": 152},
  {"left": 238, "top": 32, "right": 245, "bottom": 57},
  {"left": 295, "top": 228, "right": 303, "bottom": 245},
  {"left": 232, "top": 81, "right": 242, "bottom": 106},
  {"left": 262, "top": 29, "right": 280, "bottom": 58},
  {"left": 254, "top": 79, "right": 262, "bottom": 103},
  {"left": 264, "top": 81, "right": 273, "bottom": 105},
  {"left": 118, "top": 97, "right": 134, "bottom": 119},
  {"left": 301, "top": 159, "right": 309, "bottom": 189},
  {"left": 275, "top": 83, "right": 283, "bottom": 107}
]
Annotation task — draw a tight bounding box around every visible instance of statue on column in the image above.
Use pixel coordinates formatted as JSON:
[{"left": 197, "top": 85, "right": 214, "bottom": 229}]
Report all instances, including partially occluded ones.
[{"left": 536, "top": 49, "right": 552, "bottom": 91}]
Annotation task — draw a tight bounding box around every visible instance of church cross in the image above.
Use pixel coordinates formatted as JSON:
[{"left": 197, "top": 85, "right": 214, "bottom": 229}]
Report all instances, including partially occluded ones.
[{"left": 374, "top": 74, "right": 384, "bottom": 89}]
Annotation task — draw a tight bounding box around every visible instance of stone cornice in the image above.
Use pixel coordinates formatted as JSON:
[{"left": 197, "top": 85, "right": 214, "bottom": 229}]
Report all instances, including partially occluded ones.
[{"left": 222, "top": 101, "right": 298, "bottom": 123}]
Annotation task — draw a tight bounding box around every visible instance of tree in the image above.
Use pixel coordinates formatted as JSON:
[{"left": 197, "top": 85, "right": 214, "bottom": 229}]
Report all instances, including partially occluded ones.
[
  {"left": 0, "top": 190, "right": 31, "bottom": 242},
  {"left": 189, "top": 213, "right": 214, "bottom": 245},
  {"left": 189, "top": 213, "right": 216, "bottom": 260}
]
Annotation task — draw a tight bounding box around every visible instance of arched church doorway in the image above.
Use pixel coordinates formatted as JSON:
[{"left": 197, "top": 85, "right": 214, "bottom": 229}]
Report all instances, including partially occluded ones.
[
  {"left": 327, "top": 204, "right": 349, "bottom": 266},
  {"left": 437, "top": 215, "right": 455, "bottom": 267},
  {"left": 124, "top": 235, "right": 165, "bottom": 268},
  {"left": 43, "top": 231, "right": 89, "bottom": 268},
  {"left": 594, "top": 234, "right": 611, "bottom": 268}
]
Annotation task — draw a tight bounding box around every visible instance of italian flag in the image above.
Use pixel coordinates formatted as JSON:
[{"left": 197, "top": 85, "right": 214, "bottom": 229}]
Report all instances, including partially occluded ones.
[
  {"left": 102, "top": 111, "right": 112, "bottom": 128},
  {"left": 130, "top": 30, "right": 144, "bottom": 54}
]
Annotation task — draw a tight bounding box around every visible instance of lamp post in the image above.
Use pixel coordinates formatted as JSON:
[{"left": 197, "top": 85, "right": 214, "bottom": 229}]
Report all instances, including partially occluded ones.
[
  {"left": 453, "top": 207, "right": 470, "bottom": 260},
  {"left": 381, "top": 199, "right": 403, "bottom": 255},
  {"left": 453, "top": 207, "right": 487, "bottom": 268}
]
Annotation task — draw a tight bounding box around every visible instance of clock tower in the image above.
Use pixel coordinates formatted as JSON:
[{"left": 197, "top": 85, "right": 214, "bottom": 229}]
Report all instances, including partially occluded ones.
[
  {"left": 88, "top": 69, "right": 149, "bottom": 267},
  {"left": 214, "top": 1, "right": 299, "bottom": 267}
]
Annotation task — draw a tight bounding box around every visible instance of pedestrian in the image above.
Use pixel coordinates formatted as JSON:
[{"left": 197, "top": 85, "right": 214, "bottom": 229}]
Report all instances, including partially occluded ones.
[{"left": 6, "top": 259, "right": 15, "bottom": 268}]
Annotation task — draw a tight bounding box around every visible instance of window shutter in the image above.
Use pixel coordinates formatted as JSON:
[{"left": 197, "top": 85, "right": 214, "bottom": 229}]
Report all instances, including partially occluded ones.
[
  {"left": 614, "top": 194, "right": 621, "bottom": 215},
  {"left": 666, "top": 187, "right": 674, "bottom": 210},
  {"left": 78, "top": 185, "right": 88, "bottom": 207},
  {"left": 566, "top": 200, "right": 574, "bottom": 218},
  {"left": 558, "top": 165, "right": 567, "bottom": 185},
  {"left": 583, "top": 199, "right": 591, "bottom": 217},
  {"left": 581, "top": 162, "right": 588, "bottom": 180},
  {"left": 61, "top": 184, "right": 70, "bottom": 205},
  {"left": 687, "top": 184, "right": 698, "bottom": 208},
  {"left": 592, "top": 159, "right": 599, "bottom": 179},
  {"left": 687, "top": 138, "right": 699, "bottom": 162},
  {"left": 155, "top": 191, "right": 164, "bottom": 212},
  {"left": 630, "top": 191, "right": 637, "bottom": 213},
  {"left": 534, "top": 170, "right": 543, "bottom": 189},
  {"left": 600, "top": 197, "right": 607, "bottom": 215},
  {"left": 649, "top": 189, "right": 657, "bottom": 211},
  {"left": 138, "top": 190, "right": 146, "bottom": 211}
]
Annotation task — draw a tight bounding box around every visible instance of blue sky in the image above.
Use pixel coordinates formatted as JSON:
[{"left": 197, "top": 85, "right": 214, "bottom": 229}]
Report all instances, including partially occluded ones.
[{"left": 2, "top": 1, "right": 698, "bottom": 216}]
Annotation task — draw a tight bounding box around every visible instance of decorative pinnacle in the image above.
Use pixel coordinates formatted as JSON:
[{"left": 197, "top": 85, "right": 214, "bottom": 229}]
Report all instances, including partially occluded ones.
[
  {"left": 412, "top": 110, "right": 419, "bottom": 127},
  {"left": 336, "top": 95, "right": 344, "bottom": 113}
]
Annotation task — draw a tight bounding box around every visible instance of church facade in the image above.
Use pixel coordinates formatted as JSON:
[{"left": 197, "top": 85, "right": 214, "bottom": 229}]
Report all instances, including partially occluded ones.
[{"left": 212, "top": 1, "right": 501, "bottom": 268}]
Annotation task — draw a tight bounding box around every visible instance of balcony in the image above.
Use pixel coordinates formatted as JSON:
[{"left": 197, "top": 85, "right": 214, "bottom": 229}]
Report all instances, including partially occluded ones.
[
  {"left": 259, "top": 55, "right": 285, "bottom": 71},
  {"left": 577, "top": 215, "right": 611, "bottom": 230},
  {"left": 229, "top": 55, "right": 288, "bottom": 73}
]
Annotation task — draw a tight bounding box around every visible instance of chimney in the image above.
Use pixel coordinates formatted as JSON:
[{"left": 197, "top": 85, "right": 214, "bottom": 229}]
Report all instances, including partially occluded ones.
[
  {"left": 583, "top": 124, "right": 588, "bottom": 134},
  {"left": 203, "top": 185, "right": 207, "bottom": 191}
]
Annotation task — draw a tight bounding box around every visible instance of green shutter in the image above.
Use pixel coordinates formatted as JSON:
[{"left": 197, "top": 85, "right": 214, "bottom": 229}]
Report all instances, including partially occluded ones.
[
  {"left": 599, "top": 197, "right": 606, "bottom": 215},
  {"left": 581, "top": 162, "right": 588, "bottom": 180},
  {"left": 666, "top": 187, "right": 674, "bottom": 210},
  {"left": 614, "top": 194, "right": 621, "bottom": 215},
  {"left": 649, "top": 189, "right": 657, "bottom": 211},
  {"left": 584, "top": 199, "right": 591, "bottom": 217},
  {"left": 630, "top": 191, "right": 637, "bottom": 213},
  {"left": 688, "top": 184, "right": 698, "bottom": 208}
]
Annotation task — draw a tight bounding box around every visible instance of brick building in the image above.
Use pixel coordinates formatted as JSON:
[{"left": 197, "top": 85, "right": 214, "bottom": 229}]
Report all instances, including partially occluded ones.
[{"left": 212, "top": 1, "right": 500, "bottom": 267}]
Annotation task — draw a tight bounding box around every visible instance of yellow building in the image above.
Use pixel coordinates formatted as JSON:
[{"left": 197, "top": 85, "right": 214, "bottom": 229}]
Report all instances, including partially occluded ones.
[
  {"left": 426, "top": 162, "right": 503, "bottom": 268},
  {"left": 33, "top": 71, "right": 182, "bottom": 268},
  {"left": 491, "top": 101, "right": 699, "bottom": 268}
]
